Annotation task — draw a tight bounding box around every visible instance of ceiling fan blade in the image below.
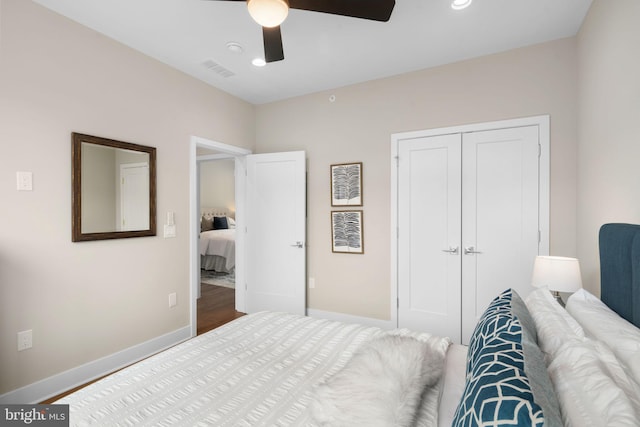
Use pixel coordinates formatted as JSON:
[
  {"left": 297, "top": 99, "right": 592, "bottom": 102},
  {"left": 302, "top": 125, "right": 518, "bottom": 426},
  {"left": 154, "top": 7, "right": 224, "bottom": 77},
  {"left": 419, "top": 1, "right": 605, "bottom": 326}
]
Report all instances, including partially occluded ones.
[
  {"left": 288, "top": 0, "right": 395, "bottom": 22},
  {"left": 263, "top": 26, "right": 284, "bottom": 63}
]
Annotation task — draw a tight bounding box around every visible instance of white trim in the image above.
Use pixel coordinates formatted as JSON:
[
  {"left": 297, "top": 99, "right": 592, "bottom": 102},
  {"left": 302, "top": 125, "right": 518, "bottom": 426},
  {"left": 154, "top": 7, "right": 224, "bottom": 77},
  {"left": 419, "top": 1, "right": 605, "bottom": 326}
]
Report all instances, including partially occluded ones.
[
  {"left": 390, "top": 115, "right": 550, "bottom": 142},
  {"left": 0, "top": 326, "right": 190, "bottom": 404},
  {"left": 197, "top": 154, "right": 236, "bottom": 162},
  {"left": 190, "top": 140, "right": 199, "bottom": 337},
  {"left": 191, "top": 136, "right": 252, "bottom": 157},
  {"left": 189, "top": 136, "right": 251, "bottom": 337},
  {"left": 307, "top": 309, "right": 396, "bottom": 330},
  {"left": 538, "top": 117, "right": 551, "bottom": 255},
  {"left": 389, "top": 139, "right": 399, "bottom": 331},
  {"left": 233, "top": 156, "right": 247, "bottom": 312},
  {"left": 390, "top": 115, "right": 551, "bottom": 328}
]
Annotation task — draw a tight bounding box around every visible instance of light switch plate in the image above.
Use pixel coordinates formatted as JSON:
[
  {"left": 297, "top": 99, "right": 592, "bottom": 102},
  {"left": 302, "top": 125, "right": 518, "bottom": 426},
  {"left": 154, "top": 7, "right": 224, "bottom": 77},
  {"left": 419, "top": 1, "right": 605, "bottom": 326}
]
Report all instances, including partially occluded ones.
[{"left": 164, "top": 225, "right": 176, "bottom": 238}]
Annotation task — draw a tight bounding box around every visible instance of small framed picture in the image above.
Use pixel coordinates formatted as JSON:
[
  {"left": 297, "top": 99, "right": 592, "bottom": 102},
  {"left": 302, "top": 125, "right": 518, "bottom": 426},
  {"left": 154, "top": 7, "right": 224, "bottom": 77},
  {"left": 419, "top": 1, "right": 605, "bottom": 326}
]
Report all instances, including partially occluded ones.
[
  {"left": 331, "top": 210, "right": 364, "bottom": 254},
  {"left": 330, "top": 162, "right": 362, "bottom": 206}
]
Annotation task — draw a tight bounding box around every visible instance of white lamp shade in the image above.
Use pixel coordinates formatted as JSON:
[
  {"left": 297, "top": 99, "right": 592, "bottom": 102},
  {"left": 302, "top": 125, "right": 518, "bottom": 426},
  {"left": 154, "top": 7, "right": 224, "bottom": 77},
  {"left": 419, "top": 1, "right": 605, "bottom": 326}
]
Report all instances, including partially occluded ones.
[
  {"left": 531, "top": 256, "right": 583, "bottom": 293},
  {"left": 247, "top": 0, "right": 289, "bottom": 28}
]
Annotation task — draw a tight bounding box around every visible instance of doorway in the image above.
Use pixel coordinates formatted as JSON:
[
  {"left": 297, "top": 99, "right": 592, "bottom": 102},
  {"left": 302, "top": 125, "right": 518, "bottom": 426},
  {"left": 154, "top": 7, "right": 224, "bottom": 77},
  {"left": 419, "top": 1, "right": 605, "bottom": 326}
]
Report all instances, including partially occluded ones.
[
  {"left": 189, "top": 137, "right": 307, "bottom": 337},
  {"left": 189, "top": 136, "right": 251, "bottom": 338},
  {"left": 197, "top": 158, "right": 240, "bottom": 334}
]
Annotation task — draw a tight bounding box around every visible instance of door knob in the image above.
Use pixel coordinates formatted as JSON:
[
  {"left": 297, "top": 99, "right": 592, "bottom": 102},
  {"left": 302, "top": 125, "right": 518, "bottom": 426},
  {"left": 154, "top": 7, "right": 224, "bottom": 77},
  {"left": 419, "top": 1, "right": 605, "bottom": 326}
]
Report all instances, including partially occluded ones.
[
  {"left": 441, "top": 246, "right": 459, "bottom": 254},
  {"left": 464, "top": 246, "right": 482, "bottom": 255},
  {"left": 290, "top": 241, "right": 304, "bottom": 248}
]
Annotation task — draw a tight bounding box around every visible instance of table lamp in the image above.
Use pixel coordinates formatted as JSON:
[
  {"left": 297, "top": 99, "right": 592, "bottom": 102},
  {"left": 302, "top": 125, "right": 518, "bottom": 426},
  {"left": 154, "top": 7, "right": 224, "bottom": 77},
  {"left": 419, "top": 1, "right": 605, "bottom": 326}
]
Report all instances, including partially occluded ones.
[{"left": 531, "top": 255, "right": 583, "bottom": 306}]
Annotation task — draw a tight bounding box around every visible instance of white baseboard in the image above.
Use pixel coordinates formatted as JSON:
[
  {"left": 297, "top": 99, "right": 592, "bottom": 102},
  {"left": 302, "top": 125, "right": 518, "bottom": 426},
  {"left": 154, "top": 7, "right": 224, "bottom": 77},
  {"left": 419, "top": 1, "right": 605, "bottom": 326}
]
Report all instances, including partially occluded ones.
[
  {"left": 307, "top": 308, "right": 396, "bottom": 330},
  {"left": 0, "top": 326, "right": 191, "bottom": 404}
]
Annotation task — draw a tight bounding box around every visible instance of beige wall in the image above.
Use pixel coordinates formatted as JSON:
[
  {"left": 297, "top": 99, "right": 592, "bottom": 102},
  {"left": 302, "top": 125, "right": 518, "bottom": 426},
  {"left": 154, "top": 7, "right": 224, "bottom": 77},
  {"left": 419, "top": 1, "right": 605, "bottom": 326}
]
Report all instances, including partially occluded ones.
[
  {"left": 200, "top": 159, "right": 235, "bottom": 213},
  {"left": 0, "top": 0, "right": 254, "bottom": 394},
  {"left": 6, "top": 0, "right": 633, "bottom": 399},
  {"left": 576, "top": 0, "right": 640, "bottom": 295},
  {"left": 81, "top": 144, "right": 117, "bottom": 233},
  {"left": 256, "top": 38, "right": 579, "bottom": 320}
]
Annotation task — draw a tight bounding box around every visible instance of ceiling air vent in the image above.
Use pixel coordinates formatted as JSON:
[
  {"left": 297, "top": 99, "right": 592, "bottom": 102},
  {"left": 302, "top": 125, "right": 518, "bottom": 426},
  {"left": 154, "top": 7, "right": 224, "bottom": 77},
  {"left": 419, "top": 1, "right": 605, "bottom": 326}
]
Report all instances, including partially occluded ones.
[{"left": 201, "top": 59, "right": 235, "bottom": 78}]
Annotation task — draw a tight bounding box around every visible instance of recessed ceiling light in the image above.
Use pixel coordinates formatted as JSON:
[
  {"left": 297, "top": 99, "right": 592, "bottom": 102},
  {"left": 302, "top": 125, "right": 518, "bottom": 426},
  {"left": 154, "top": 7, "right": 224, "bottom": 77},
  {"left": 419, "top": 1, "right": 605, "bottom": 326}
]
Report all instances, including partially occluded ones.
[
  {"left": 252, "top": 58, "right": 266, "bottom": 67},
  {"left": 226, "top": 42, "right": 244, "bottom": 54},
  {"left": 451, "top": 0, "right": 472, "bottom": 10}
]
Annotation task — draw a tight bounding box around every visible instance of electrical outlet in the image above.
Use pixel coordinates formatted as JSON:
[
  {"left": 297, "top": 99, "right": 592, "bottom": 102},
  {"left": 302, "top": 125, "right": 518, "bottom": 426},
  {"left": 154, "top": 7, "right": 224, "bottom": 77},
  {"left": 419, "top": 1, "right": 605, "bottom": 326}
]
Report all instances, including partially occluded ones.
[{"left": 17, "top": 330, "right": 32, "bottom": 351}]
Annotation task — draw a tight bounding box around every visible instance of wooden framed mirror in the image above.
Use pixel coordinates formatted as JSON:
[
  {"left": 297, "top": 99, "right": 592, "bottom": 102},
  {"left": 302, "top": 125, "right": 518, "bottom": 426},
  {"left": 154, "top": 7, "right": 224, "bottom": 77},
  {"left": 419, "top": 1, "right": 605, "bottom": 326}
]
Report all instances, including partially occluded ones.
[{"left": 72, "top": 133, "right": 156, "bottom": 242}]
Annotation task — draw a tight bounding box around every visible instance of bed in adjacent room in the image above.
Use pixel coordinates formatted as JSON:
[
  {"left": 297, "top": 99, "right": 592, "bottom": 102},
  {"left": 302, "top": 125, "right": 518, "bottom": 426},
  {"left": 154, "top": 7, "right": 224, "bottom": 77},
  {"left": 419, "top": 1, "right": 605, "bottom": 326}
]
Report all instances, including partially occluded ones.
[
  {"left": 199, "top": 208, "right": 236, "bottom": 273},
  {"left": 56, "top": 223, "right": 640, "bottom": 426}
]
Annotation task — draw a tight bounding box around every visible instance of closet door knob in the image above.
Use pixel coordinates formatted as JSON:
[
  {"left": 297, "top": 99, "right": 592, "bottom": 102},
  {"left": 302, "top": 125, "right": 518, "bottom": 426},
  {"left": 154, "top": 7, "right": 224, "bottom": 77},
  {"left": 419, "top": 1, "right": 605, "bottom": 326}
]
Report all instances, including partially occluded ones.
[{"left": 442, "top": 246, "right": 459, "bottom": 254}]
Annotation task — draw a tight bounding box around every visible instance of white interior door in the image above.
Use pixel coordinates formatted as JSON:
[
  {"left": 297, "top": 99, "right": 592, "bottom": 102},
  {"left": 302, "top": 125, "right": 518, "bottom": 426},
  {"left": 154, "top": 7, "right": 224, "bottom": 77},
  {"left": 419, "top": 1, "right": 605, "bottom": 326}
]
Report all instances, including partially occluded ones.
[
  {"left": 120, "top": 163, "right": 149, "bottom": 231},
  {"left": 461, "top": 125, "right": 540, "bottom": 343},
  {"left": 398, "top": 134, "right": 462, "bottom": 341},
  {"left": 245, "top": 151, "right": 306, "bottom": 315}
]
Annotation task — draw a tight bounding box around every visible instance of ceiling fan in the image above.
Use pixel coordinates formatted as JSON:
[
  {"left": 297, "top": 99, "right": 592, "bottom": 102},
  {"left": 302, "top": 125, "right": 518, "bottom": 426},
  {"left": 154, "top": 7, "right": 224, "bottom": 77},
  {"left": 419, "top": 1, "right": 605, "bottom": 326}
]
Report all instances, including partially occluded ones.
[{"left": 206, "top": 0, "right": 396, "bottom": 63}]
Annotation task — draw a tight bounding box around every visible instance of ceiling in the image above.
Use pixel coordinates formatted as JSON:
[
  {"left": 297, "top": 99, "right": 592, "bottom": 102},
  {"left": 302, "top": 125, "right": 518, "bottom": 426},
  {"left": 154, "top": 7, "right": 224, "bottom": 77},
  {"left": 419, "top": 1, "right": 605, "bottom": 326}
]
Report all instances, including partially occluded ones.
[{"left": 33, "top": 0, "right": 593, "bottom": 105}]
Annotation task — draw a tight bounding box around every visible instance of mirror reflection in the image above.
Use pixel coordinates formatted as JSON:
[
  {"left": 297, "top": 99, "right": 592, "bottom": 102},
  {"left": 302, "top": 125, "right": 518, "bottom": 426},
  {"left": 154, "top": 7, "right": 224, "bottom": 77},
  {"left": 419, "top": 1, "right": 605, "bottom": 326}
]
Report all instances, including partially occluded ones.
[{"left": 72, "top": 133, "right": 156, "bottom": 241}]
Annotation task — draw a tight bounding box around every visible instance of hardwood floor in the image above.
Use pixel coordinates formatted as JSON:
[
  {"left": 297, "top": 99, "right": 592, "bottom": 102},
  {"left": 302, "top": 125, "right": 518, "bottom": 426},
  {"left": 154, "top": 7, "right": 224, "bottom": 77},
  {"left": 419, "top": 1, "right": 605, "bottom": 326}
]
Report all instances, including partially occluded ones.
[
  {"left": 197, "top": 283, "right": 245, "bottom": 335},
  {"left": 42, "top": 282, "right": 243, "bottom": 403}
]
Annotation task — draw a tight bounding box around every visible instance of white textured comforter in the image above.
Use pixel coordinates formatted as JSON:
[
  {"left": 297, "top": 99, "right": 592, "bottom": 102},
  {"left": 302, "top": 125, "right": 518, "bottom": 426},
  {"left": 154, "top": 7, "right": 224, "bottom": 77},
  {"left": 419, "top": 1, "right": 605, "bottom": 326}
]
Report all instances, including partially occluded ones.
[
  {"left": 199, "top": 229, "right": 235, "bottom": 271},
  {"left": 57, "top": 312, "right": 449, "bottom": 426}
]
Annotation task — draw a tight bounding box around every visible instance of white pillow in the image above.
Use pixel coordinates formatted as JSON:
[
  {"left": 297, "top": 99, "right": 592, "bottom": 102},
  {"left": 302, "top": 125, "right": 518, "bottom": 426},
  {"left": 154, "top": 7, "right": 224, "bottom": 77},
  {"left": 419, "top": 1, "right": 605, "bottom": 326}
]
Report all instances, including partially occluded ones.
[
  {"left": 310, "top": 334, "right": 449, "bottom": 427},
  {"left": 566, "top": 289, "right": 640, "bottom": 385},
  {"left": 384, "top": 330, "right": 452, "bottom": 427},
  {"left": 525, "top": 288, "right": 585, "bottom": 359},
  {"left": 437, "top": 344, "right": 468, "bottom": 427},
  {"left": 548, "top": 337, "right": 640, "bottom": 426}
]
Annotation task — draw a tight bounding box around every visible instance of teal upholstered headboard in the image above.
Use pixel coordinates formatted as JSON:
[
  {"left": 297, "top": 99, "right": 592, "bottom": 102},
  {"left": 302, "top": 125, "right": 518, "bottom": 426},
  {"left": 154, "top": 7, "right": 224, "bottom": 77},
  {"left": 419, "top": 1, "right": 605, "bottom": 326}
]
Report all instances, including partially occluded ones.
[{"left": 599, "top": 223, "right": 640, "bottom": 328}]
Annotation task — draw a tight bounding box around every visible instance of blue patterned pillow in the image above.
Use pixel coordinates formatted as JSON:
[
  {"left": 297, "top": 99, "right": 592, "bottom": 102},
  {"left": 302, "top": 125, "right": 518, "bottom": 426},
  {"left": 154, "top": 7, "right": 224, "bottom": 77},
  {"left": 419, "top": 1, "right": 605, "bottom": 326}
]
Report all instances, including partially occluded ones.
[
  {"left": 453, "top": 289, "right": 562, "bottom": 427},
  {"left": 465, "top": 290, "right": 514, "bottom": 375}
]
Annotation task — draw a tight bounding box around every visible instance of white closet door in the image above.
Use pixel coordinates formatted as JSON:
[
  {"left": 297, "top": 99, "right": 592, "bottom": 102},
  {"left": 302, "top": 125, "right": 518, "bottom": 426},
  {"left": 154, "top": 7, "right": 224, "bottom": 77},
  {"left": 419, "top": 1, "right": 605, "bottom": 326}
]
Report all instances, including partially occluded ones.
[
  {"left": 398, "top": 134, "right": 462, "bottom": 341},
  {"left": 461, "top": 126, "right": 540, "bottom": 344}
]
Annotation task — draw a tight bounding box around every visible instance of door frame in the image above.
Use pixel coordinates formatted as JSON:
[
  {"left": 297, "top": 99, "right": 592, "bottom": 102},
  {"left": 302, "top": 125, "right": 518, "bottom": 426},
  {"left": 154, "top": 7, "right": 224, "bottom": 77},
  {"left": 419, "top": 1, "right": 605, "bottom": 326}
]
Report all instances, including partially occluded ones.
[
  {"left": 390, "top": 115, "right": 550, "bottom": 328},
  {"left": 189, "top": 136, "right": 251, "bottom": 338}
]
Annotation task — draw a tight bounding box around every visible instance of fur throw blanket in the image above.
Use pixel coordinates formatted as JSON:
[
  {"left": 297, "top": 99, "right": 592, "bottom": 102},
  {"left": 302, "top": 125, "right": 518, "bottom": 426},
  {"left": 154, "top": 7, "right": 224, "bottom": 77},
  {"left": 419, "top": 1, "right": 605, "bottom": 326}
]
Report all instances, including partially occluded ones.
[{"left": 310, "top": 332, "right": 451, "bottom": 427}]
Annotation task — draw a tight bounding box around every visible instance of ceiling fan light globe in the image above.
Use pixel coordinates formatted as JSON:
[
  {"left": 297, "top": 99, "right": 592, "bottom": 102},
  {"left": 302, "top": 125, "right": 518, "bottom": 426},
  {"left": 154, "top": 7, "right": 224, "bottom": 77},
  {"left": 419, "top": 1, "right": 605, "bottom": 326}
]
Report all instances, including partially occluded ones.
[
  {"left": 247, "top": 0, "right": 289, "bottom": 28},
  {"left": 451, "top": 0, "right": 472, "bottom": 10}
]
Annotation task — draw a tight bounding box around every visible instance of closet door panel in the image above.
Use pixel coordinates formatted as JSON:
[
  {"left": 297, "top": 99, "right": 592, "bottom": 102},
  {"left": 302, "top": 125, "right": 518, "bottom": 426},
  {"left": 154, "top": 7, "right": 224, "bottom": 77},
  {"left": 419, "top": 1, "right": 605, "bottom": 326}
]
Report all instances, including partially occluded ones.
[
  {"left": 398, "top": 134, "right": 462, "bottom": 342},
  {"left": 461, "top": 126, "right": 540, "bottom": 343}
]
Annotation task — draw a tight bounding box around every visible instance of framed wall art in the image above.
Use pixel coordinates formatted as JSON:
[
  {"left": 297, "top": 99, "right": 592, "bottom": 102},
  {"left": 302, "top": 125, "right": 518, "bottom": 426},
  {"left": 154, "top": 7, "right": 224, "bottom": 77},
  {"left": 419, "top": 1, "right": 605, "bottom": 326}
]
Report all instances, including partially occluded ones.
[
  {"left": 330, "top": 162, "right": 362, "bottom": 206},
  {"left": 331, "top": 210, "right": 364, "bottom": 254}
]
